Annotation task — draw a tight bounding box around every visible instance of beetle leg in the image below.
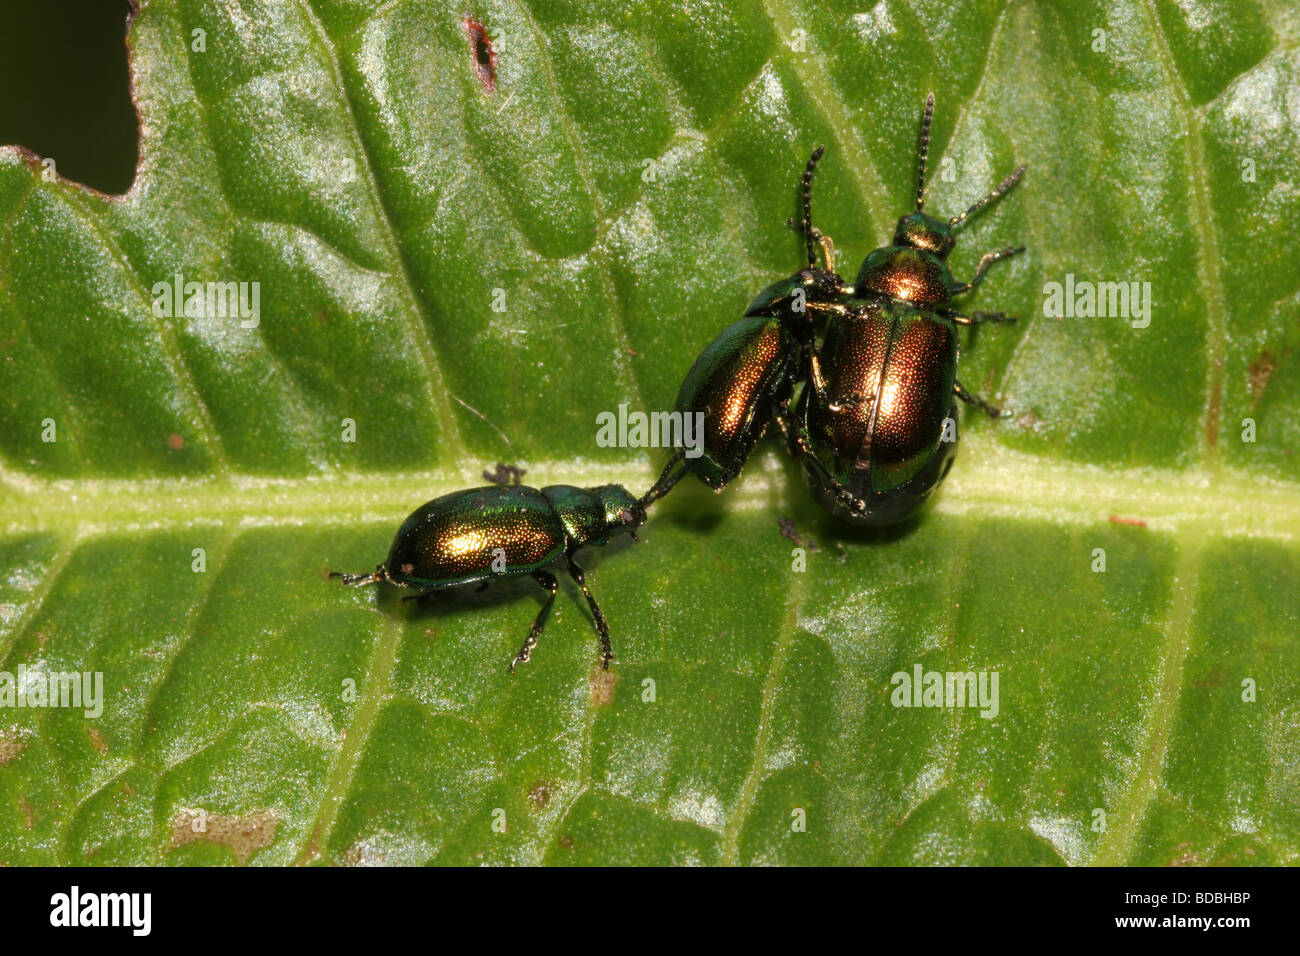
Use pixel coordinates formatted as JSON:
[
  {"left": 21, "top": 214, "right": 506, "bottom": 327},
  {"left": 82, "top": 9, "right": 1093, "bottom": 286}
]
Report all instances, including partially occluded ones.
[
  {"left": 639, "top": 450, "right": 687, "bottom": 508},
  {"left": 817, "top": 233, "right": 837, "bottom": 273},
  {"left": 803, "top": 344, "right": 867, "bottom": 415},
  {"left": 798, "top": 446, "right": 872, "bottom": 519},
  {"left": 953, "top": 379, "right": 1002, "bottom": 418},
  {"left": 951, "top": 246, "right": 1024, "bottom": 295},
  {"left": 565, "top": 553, "right": 614, "bottom": 669},
  {"left": 943, "top": 310, "right": 1018, "bottom": 326},
  {"left": 773, "top": 403, "right": 864, "bottom": 520},
  {"left": 772, "top": 397, "right": 809, "bottom": 459},
  {"left": 774, "top": 394, "right": 876, "bottom": 516},
  {"left": 805, "top": 347, "right": 831, "bottom": 405},
  {"left": 834, "top": 391, "right": 869, "bottom": 411},
  {"left": 509, "top": 570, "right": 559, "bottom": 672},
  {"left": 483, "top": 462, "right": 526, "bottom": 486},
  {"left": 806, "top": 231, "right": 837, "bottom": 273},
  {"left": 773, "top": 407, "right": 875, "bottom": 518},
  {"left": 786, "top": 218, "right": 839, "bottom": 273}
]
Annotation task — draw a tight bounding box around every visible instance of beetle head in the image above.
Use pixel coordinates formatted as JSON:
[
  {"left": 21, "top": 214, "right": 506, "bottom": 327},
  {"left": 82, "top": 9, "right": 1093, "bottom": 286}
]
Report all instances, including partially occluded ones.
[
  {"left": 594, "top": 485, "right": 646, "bottom": 535},
  {"left": 893, "top": 212, "right": 955, "bottom": 258}
]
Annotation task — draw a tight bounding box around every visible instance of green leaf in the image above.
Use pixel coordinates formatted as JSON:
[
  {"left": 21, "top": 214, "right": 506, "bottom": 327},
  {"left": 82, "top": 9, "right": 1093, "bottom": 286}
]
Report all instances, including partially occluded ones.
[{"left": 1, "top": 0, "right": 1297, "bottom": 866}]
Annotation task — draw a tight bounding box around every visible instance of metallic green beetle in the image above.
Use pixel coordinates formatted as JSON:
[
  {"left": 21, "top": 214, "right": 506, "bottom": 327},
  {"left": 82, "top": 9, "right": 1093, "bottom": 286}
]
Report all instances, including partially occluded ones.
[
  {"left": 332, "top": 483, "right": 647, "bottom": 670},
  {"left": 647, "top": 148, "right": 852, "bottom": 502},
  {"left": 792, "top": 93, "right": 1026, "bottom": 525}
]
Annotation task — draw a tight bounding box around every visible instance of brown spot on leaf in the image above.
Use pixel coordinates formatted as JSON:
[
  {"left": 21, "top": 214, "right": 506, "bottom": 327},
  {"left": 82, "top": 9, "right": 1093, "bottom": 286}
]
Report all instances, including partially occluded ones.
[
  {"left": 464, "top": 17, "right": 497, "bottom": 93},
  {"left": 1248, "top": 349, "right": 1275, "bottom": 412},
  {"left": 169, "top": 808, "right": 279, "bottom": 865},
  {"left": 590, "top": 666, "right": 616, "bottom": 708},
  {"left": 1168, "top": 841, "right": 1204, "bottom": 866},
  {"left": 0, "top": 732, "right": 25, "bottom": 764},
  {"left": 778, "top": 517, "right": 817, "bottom": 550},
  {"left": 166, "top": 432, "right": 184, "bottom": 450},
  {"left": 557, "top": 834, "right": 575, "bottom": 851},
  {"left": 527, "top": 782, "right": 551, "bottom": 811},
  {"left": 19, "top": 797, "right": 35, "bottom": 830},
  {"left": 1108, "top": 514, "right": 1147, "bottom": 528},
  {"left": 87, "top": 726, "right": 108, "bottom": 753}
]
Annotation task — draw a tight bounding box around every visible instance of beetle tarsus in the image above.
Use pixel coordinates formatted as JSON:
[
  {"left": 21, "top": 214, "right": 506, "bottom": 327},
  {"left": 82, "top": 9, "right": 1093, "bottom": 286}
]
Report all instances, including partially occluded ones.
[
  {"left": 330, "top": 565, "right": 386, "bottom": 587},
  {"left": 944, "top": 310, "right": 1018, "bottom": 326},
  {"left": 509, "top": 570, "right": 559, "bottom": 672},
  {"left": 953, "top": 379, "right": 1002, "bottom": 418}
]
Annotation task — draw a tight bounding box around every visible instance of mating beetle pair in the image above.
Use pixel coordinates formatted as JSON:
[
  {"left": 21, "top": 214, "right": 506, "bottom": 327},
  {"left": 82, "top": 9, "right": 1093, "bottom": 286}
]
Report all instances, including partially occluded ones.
[{"left": 649, "top": 94, "right": 1026, "bottom": 525}]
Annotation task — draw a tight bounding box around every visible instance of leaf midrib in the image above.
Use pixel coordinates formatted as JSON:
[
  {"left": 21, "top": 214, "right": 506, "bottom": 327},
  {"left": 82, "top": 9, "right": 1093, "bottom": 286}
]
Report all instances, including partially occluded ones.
[{"left": 1, "top": 442, "right": 1296, "bottom": 541}]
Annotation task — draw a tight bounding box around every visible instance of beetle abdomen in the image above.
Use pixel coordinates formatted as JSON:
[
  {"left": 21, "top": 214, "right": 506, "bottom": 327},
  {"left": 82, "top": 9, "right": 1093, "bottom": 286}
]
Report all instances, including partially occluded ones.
[
  {"left": 674, "top": 315, "right": 795, "bottom": 489},
  {"left": 864, "top": 311, "right": 956, "bottom": 492},
  {"left": 806, "top": 300, "right": 956, "bottom": 494},
  {"left": 810, "top": 298, "right": 891, "bottom": 461},
  {"left": 385, "top": 486, "right": 566, "bottom": 588}
]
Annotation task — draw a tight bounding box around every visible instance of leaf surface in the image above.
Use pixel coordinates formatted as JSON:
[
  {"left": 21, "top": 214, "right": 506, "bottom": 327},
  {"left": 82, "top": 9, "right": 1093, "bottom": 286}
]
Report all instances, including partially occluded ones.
[{"left": 0, "top": 0, "right": 1297, "bottom": 865}]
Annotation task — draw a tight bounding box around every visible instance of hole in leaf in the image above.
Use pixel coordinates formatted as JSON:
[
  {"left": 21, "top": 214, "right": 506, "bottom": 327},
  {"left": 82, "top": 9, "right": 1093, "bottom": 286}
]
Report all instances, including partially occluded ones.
[
  {"left": 0, "top": 0, "right": 139, "bottom": 195},
  {"left": 464, "top": 16, "right": 497, "bottom": 93}
]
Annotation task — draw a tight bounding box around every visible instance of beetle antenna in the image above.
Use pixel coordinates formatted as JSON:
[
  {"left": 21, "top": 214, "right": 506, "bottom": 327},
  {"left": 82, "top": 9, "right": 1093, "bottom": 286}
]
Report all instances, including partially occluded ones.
[
  {"left": 916, "top": 92, "right": 934, "bottom": 212},
  {"left": 639, "top": 450, "right": 687, "bottom": 509},
  {"left": 801, "top": 146, "right": 825, "bottom": 269},
  {"left": 949, "top": 164, "right": 1027, "bottom": 230}
]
